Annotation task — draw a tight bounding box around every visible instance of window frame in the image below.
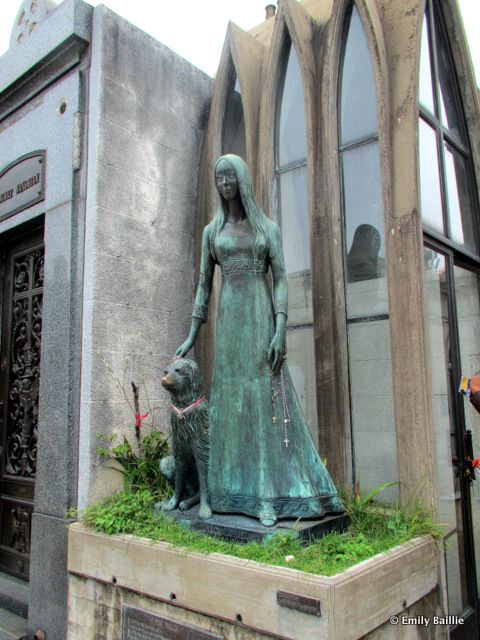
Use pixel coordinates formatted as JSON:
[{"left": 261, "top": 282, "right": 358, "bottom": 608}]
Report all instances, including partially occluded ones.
[
  {"left": 420, "top": 0, "right": 480, "bottom": 252},
  {"left": 274, "top": 32, "right": 310, "bottom": 316},
  {"left": 337, "top": 2, "right": 398, "bottom": 498}
]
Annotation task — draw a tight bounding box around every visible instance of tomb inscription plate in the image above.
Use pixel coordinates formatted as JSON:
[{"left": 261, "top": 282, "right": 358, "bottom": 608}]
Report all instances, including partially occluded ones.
[
  {"left": 122, "top": 606, "right": 223, "bottom": 640},
  {"left": 0, "top": 152, "right": 45, "bottom": 221},
  {"left": 276, "top": 591, "right": 322, "bottom": 617}
]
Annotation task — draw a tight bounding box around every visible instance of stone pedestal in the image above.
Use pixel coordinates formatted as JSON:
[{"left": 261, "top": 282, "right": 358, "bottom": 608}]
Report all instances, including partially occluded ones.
[
  {"left": 67, "top": 523, "right": 445, "bottom": 640},
  {"left": 161, "top": 504, "right": 348, "bottom": 543}
]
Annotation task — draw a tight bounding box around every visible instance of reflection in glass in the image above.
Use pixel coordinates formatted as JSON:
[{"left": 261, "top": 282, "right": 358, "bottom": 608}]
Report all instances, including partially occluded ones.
[
  {"left": 454, "top": 265, "right": 480, "bottom": 593},
  {"left": 340, "top": 6, "right": 378, "bottom": 146},
  {"left": 339, "top": 5, "right": 396, "bottom": 502},
  {"left": 348, "top": 320, "right": 398, "bottom": 503},
  {"left": 424, "top": 248, "right": 469, "bottom": 615},
  {"left": 222, "top": 68, "right": 246, "bottom": 160},
  {"left": 347, "top": 224, "right": 381, "bottom": 283},
  {"left": 419, "top": 17, "right": 435, "bottom": 115},
  {"left": 345, "top": 219, "right": 388, "bottom": 328},
  {"left": 444, "top": 144, "right": 476, "bottom": 253},
  {"left": 419, "top": 119, "right": 444, "bottom": 234},
  {"left": 342, "top": 143, "right": 383, "bottom": 259},
  {"left": 278, "top": 42, "right": 307, "bottom": 167},
  {"left": 342, "top": 142, "right": 385, "bottom": 288},
  {"left": 340, "top": 8, "right": 388, "bottom": 318},
  {"left": 278, "top": 165, "right": 310, "bottom": 276}
]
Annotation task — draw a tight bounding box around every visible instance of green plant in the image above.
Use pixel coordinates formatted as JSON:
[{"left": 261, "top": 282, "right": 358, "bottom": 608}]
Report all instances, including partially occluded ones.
[
  {"left": 340, "top": 481, "right": 397, "bottom": 535},
  {"left": 96, "top": 378, "right": 171, "bottom": 498},
  {"left": 83, "top": 490, "right": 157, "bottom": 535},
  {"left": 65, "top": 506, "right": 79, "bottom": 520},
  {"left": 341, "top": 481, "right": 442, "bottom": 542},
  {"left": 80, "top": 483, "right": 442, "bottom": 577},
  {"left": 97, "top": 430, "right": 170, "bottom": 496}
]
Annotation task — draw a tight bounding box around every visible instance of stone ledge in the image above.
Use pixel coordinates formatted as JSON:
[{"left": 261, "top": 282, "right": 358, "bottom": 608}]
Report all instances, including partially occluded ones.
[{"left": 67, "top": 523, "right": 440, "bottom": 639}]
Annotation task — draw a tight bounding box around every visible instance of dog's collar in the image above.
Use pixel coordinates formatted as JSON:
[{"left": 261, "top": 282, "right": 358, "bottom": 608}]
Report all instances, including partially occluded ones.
[{"left": 171, "top": 395, "right": 206, "bottom": 419}]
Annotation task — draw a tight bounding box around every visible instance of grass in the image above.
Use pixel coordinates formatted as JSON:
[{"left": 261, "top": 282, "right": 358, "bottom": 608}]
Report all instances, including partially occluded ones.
[{"left": 75, "top": 486, "right": 442, "bottom": 577}]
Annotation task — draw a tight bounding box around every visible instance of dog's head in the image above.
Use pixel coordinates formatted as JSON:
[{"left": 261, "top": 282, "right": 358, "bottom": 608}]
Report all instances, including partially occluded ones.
[{"left": 161, "top": 357, "right": 203, "bottom": 398}]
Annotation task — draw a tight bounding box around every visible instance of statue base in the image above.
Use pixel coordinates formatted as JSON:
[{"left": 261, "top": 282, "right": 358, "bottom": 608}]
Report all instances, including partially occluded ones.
[{"left": 157, "top": 504, "right": 348, "bottom": 544}]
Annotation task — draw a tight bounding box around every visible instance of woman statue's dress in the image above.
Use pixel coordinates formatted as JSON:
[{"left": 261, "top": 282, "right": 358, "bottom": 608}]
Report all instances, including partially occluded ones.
[{"left": 192, "top": 215, "right": 343, "bottom": 523}]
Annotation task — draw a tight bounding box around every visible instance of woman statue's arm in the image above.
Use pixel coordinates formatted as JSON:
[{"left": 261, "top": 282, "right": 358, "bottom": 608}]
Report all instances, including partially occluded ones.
[
  {"left": 175, "top": 227, "right": 215, "bottom": 357},
  {"left": 268, "top": 223, "right": 288, "bottom": 374}
]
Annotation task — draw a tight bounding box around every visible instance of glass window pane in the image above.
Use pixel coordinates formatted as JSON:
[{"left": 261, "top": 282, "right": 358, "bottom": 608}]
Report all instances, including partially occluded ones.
[
  {"left": 276, "top": 40, "right": 314, "bottom": 445},
  {"left": 340, "top": 6, "right": 378, "bottom": 146},
  {"left": 444, "top": 143, "right": 476, "bottom": 253},
  {"left": 286, "top": 326, "right": 318, "bottom": 446},
  {"left": 419, "top": 16, "right": 435, "bottom": 115},
  {"left": 348, "top": 320, "right": 398, "bottom": 504},
  {"left": 278, "top": 42, "right": 307, "bottom": 167},
  {"left": 454, "top": 265, "right": 480, "bottom": 596},
  {"left": 222, "top": 67, "right": 246, "bottom": 160},
  {"left": 278, "top": 164, "right": 310, "bottom": 277},
  {"left": 286, "top": 263, "right": 313, "bottom": 326},
  {"left": 419, "top": 119, "right": 444, "bottom": 234},
  {"left": 342, "top": 141, "right": 387, "bottom": 317},
  {"left": 424, "top": 249, "right": 470, "bottom": 615},
  {"left": 434, "top": 5, "right": 464, "bottom": 143}
]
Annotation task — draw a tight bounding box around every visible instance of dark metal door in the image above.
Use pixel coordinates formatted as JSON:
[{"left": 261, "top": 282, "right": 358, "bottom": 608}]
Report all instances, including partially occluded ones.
[
  {"left": 0, "top": 228, "right": 44, "bottom": 580},
  {"left": 424, "top": 242, "right": 480, "bottom": 639}
]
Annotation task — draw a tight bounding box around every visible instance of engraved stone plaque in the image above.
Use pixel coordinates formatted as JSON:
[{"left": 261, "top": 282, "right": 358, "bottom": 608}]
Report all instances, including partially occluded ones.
[
  {"left": 122, "top": 606, "right": 223, "bottom": 640},
  {"left": 0, "top": 152, "right": 45, "bottom": 221},
  {"left": 276, "top": 590, "right": 322, "bottom": 617}
]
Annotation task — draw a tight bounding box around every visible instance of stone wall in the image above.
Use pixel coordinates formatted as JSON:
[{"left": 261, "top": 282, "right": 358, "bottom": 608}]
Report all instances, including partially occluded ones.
[
  {"left": 67, "top": 524, "right": 444, "bottom": 640},
  {"left": 78, "top": 6, "right": 212, "bottom": 508}
]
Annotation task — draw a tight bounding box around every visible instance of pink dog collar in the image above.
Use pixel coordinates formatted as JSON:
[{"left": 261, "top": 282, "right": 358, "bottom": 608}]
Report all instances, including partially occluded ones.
[{"left": 171, "top": 395, "right": 206, "bottom": 419}]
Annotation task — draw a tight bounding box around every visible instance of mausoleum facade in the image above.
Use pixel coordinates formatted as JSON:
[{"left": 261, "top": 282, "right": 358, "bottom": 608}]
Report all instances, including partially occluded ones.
[{"left": 0, "top": 0, "right": 478, "bottom": 638}]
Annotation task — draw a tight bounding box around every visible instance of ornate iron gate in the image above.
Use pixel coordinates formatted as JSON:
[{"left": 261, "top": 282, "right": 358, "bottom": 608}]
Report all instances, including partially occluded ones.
[{"left": 0, "top": 229, "right": 44, "bottom": 580}]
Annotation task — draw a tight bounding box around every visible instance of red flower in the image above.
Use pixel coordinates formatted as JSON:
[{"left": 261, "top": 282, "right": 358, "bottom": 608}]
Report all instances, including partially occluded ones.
[
  {"left": 135, "top": 412, "right": 149, "bottom": 429},
  {"left": 473, "top": 459, "right": 480, "bottom": 469}
]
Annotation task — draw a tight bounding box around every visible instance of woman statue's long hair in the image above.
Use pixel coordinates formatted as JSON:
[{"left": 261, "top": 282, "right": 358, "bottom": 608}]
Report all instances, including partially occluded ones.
[{"left": 208, "top": 154, "right": 272, "bottom": 261}]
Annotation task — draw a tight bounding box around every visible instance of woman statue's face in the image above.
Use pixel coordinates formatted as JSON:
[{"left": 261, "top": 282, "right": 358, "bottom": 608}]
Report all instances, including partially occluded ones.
[{"left": 215, "top": 161, "right": 238, "bottom": 201}]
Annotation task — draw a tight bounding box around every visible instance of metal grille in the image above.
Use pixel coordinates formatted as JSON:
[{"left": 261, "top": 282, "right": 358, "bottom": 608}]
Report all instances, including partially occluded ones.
[{"left": 0, "top": 233, "right": 44, "bottom": 579}]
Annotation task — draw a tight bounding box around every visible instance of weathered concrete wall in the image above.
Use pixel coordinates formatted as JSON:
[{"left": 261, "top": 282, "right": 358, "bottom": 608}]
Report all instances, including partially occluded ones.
[
  {"left": 78, "top": 6, "right": 212, "bottom": 508},
  {"left": 68, "top": 576, "right": 446, "bottom": 640},
  {"left": 67, "top": 524, "right": 443, "bottom": 640}
]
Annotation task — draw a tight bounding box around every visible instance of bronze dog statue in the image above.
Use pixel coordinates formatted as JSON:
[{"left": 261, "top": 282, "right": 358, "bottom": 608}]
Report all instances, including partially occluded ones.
[{"left": 160, "top": 357, "right": 212, "bottom": 520}]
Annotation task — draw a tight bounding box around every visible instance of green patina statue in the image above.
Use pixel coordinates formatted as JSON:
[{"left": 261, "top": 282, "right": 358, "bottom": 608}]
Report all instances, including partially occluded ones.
[{"left": 176, "top": 154, "right": 343, "bottom": 527}]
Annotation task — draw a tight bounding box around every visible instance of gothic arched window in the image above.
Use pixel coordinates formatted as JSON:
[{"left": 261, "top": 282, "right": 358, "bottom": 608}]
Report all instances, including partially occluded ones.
[
  {"left": 339, "top": 4, "right": 397, "bottom": 501},
  {"left": 275, "top": 36, "right": 318, "bottom": 445}
]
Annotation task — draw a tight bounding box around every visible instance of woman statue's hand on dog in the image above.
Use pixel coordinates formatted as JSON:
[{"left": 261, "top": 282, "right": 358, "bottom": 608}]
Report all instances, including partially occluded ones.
[
  {"left": 175, "top": 338, "right": 194, "bottom": 358},
  {"left": 175, "top": 318, "right": 203, "bottom": 357}
]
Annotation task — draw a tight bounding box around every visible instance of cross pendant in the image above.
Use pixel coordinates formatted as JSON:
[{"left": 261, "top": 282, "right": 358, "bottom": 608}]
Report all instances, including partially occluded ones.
[{"left": 284, "top": 437, "right": 289, "bottom": 448}]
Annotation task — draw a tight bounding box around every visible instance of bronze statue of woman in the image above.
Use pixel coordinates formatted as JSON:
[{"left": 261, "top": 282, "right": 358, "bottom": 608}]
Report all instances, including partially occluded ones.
[{"left": 176, "top": 154, "right": 343, "bottom": 527}]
